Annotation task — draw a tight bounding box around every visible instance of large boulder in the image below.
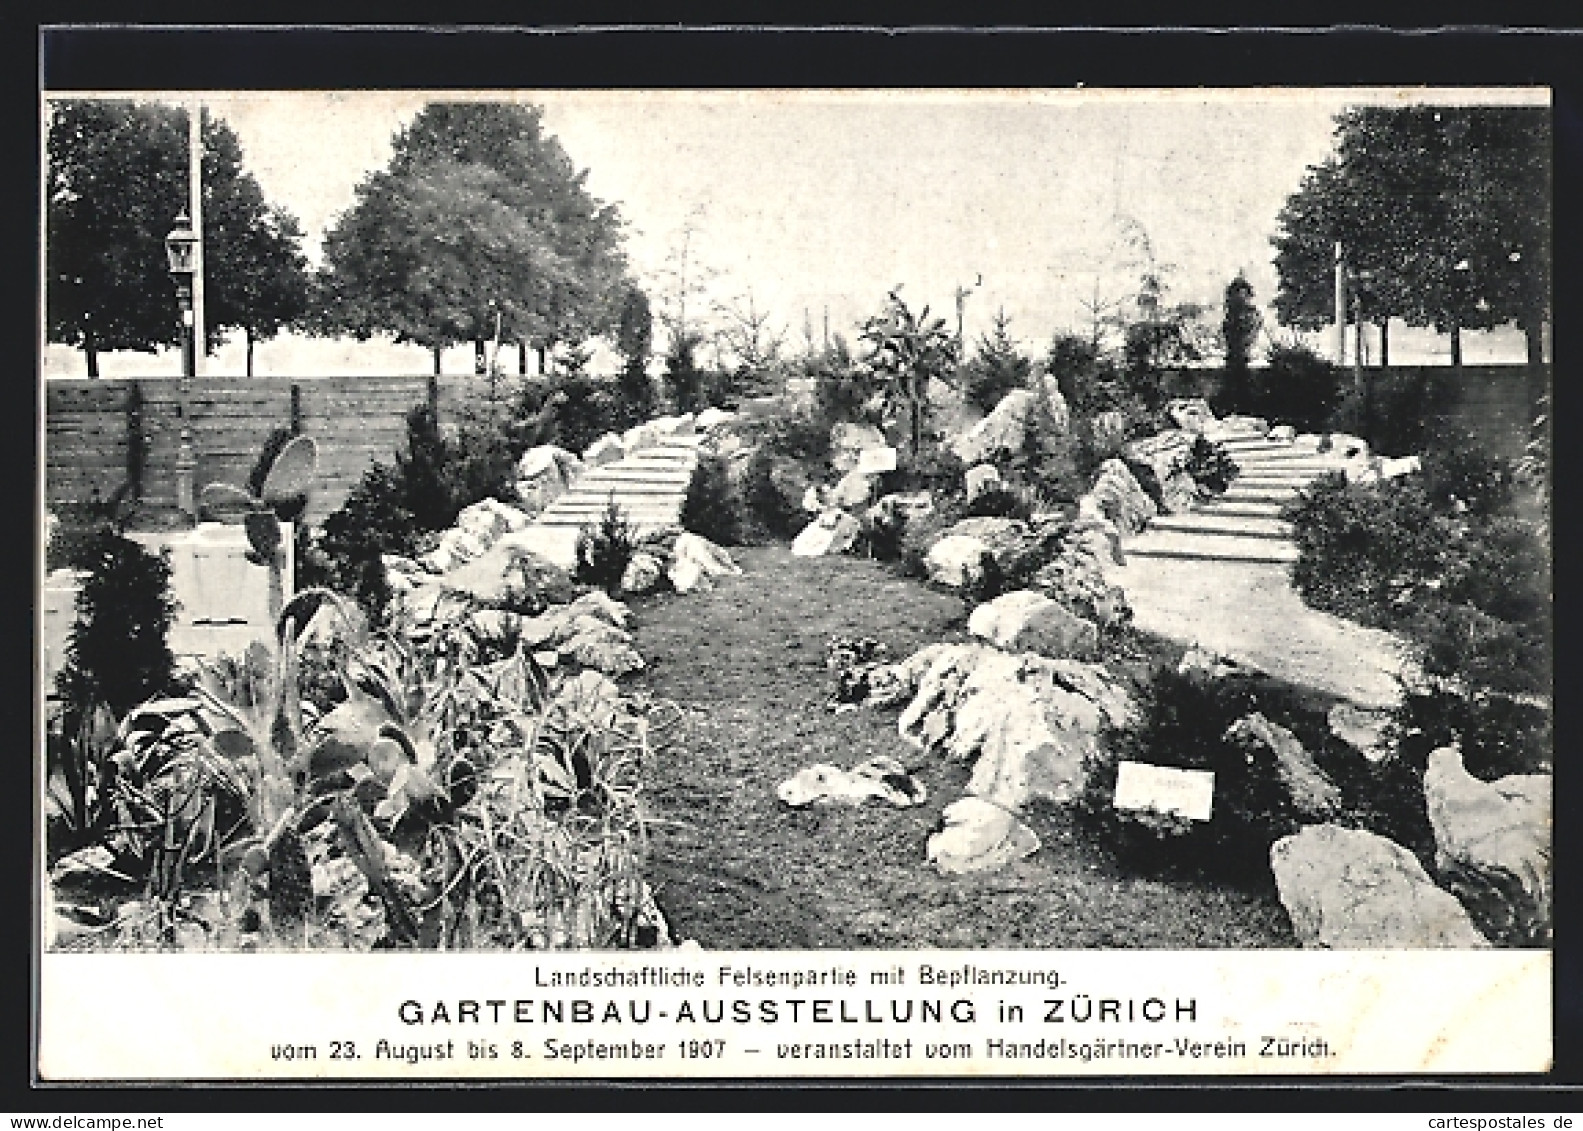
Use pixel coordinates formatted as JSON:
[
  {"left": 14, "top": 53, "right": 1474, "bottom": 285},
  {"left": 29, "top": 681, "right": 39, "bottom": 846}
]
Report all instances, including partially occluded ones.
[
  {"left": 1424, "top": 746, "right": 1552, "bottom": 946},
  {"left": 1223, "top": 713, "right": 1342, "bottom": 820},
  {"left": 696, "top": 407, "right": 737, "bottom": 433},
  {"left": 964, "top": 463, "right": 1003, "bottom": 501},
  {"left": 428, "top": 541, "right": 576, "bottom": 610},
  {"left": 1034, "top": 371, "right": 1071, "bottom": 435},
  {"left": 583, "top": 433, "right": 627, "bottom": 467},
  {"left": 516, "top": 445, "right": 584, "bottom": 515},
  {"left": 619, "top": 550, "right": 666, "bottom": 595},
  {"left": 1032, "top": 536, "right": 1131, "bottom": 627},
  {"left": 1166, "top": 398, "right": 1217, "bottom": 433},
  {"left": 924, "top": 534, "right": 992, "bottom": 589},
  {"left": 829, "top": 422, "right": 890, "bottom": 474},
  {"left": 830, "top": 468, "right": 878, "bottom": 510},
  {"left": 791, "top": 510, "right": 862, "bottom": 558},
  {"left": 1084, "top": 459, "right": 1157, "bottom": 536},
  {"left": 1270, "top": 824, "right": 1490, "bottom": 949},
  {"left": 927, "top": 797, "right": 1040, "bottom": 875},
  {"left": 898, "top": 644, "right": 1133, "bottom": 811},
  {"left": 968, "top": 589, "right": 1097, "bottom": 660},
  {"left": 777, "top": 756, "right": 927, "bottom": 809},
  {"left": 950, "top": 388, "right": 1040, "bottom": 466},
  {"left": 945, "top": 516, "right": 1038, "bottom": 568},
  {"left": 1328, "top": 704, "right": 1393, "bottom": 763},
  {"left": 668, "top": 533, "right": 742, "bottom": 593},
  {"left": 621, "top": 422, "right": 663, "bottom": 454},
  {"left": 1125, "top": 429, "right": 1194, "bottom": 486}
]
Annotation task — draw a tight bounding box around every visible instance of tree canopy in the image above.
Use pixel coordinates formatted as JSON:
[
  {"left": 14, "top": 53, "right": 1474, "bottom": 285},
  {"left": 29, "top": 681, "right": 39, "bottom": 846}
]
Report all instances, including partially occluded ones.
[
  {"left": 1272, "top": 105, "right": 1551, "bottom": 366},
  {"left": 46, "top": 100, "right": 311, "bottom": 376},
  {"left": 318, "top": 102, "right": 631, "bottom": 371}
]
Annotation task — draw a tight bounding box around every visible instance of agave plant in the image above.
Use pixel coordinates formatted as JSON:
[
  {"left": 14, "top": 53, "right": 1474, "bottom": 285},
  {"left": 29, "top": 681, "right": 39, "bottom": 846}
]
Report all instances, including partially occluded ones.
[{"left": 198, "top": 434, "right": 319, "bottom": 623}]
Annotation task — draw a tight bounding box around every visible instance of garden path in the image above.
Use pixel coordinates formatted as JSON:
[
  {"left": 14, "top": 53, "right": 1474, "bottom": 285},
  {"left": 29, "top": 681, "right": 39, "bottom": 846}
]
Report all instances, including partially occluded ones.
[
  {"left": 507, "top": 429, "right": 702, "bottom": 570},
  {"left": 1106, "top": 432, "right": 1414, "bottom": 709}
]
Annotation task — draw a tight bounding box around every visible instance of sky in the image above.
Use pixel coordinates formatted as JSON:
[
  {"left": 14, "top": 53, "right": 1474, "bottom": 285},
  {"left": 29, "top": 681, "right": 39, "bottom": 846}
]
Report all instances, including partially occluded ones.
[{"left": 42, "top": 87, "right": 1546, "bottom": 378}]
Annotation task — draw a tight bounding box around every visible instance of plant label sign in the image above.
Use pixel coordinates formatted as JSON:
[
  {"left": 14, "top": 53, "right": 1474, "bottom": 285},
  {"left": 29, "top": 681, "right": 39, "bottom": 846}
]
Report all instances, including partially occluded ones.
[
  {"left": 856, "top": 445, "right": 899, "bottom": 474},
  {"left": 1113, "top": 761, "right": 1215, "bottom": 822}
]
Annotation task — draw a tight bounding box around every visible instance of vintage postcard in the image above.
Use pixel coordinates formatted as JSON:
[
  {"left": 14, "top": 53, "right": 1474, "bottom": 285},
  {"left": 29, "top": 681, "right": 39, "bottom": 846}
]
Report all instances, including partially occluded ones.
[{"left": 37, "top": 74, "right": 1553, "bottom": 1082}]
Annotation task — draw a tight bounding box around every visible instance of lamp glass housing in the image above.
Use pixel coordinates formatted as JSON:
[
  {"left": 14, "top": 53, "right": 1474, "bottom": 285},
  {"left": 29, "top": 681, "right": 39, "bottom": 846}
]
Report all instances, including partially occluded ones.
[{"left": 165, "top": 216, "right": 198, "bottom": 275}]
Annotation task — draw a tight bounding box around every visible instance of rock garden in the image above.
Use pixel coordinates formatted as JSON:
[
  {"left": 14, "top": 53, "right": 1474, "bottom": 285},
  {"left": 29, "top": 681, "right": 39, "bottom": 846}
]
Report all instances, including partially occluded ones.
[{"left": 44, "top": 291, "right": 1550, "bottom": 953}]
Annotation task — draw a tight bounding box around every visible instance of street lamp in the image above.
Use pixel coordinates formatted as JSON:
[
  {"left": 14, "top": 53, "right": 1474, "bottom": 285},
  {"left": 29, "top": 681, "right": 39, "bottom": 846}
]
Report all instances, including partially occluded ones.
[
  {"left": 165, "top": 212, "right": 199, "bottom": 521},
  {"left": 165, "top": 212, "right": 198, "bottom": 378}
]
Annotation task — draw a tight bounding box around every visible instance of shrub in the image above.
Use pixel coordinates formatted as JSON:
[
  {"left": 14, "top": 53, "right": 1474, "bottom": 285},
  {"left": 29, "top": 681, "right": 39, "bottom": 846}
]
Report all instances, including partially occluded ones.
[
  {"left": 738, "top": 449, "right": 808, "bottom": 541},
  {"left": 1081, "top": 666, "right": 1304, "bottom": 885},
  {"left": 960, "top": 310, "right": 1032, "bottom": 413},
  {"left": 881, "top": 439, "right": 966, "bottom": 503},
  {"left": 1000, "top": 397, "right": 1087, "bottom": 507},
  {"left": 1327, "top": 370, "right": 1433, "bottom": 456},
  {"left": 664, "top": 335, "right": 709, "bottom": 415},
  {"left": 1184, "top": 435, "right": 1239, "bottom": 495},
  {"left": 1419, "top": 442, "right": 1516, "bottom": 518},
  {"left": 1256, "top": 344, "right": 1344, "bottom": 434},
  {"left": 1284, "top": 474, "right": 1447, "bottom": 627},
  {"left": 761, "top": 409, "right": 832, "bottom": 465},
  {"left": 858, "top": 504, "right": 908, "bottom": 563},
  {"left": 962, "top": 482, "right": 1040, "bottom": 521},
  {"left": 1284, "top": 460, "right": 1550, "bottom": 697},
  {"left": 446, "top": 411, "right": 522, "bottom": 511},
  {"left": 680, "top": 454, "right": 743, "bottom": 546},
  {"left": 575, "top": 498, "right": 639, "bottom": 593},
  {"left": 55, "top": 529, "right": 177, "bottom": 718},
  {"left": 314, "top": 464, "right": 418, "bottom": 624}
]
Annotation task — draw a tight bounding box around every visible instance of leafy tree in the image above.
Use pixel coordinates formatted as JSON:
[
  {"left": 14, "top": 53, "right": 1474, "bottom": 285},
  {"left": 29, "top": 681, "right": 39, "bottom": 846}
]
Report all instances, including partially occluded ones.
[
  {"left": 1272, "top": 105, "right": 1551, "bottom": 370},
  {"left": 859, "top": 288, "right": 960, "bottom": 457},
  {"left": 318, "top": 102, "right": 631, "bottom": 374},
  {"left": 1217, "top": 272, "right": 1261, "bottom": 414},
  {"left": 613, "top": 285, "right": 656, "bottom": 428},
  {"left": 46, "top": 100, "right": 310, "bottom": 377},
  {"left": 1122, "top": 272, "right": 1207, "bottom": 409},
  {"left": 960, "top": 307, "right": 1032, "bottom": 413},
  {"left": 663, "top": 332, "right": 709, "bottom": 416}
]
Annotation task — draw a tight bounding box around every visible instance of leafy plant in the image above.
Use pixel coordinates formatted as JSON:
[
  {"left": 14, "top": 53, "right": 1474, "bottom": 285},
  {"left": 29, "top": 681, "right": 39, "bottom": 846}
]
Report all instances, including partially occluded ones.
[
  {"left": 859, "top": 288, "right": 960, "bottom": 457},
  {"left": 575, "top": 498, "right": 640, "bottom": 593},
  {"left": 1184, "top": 435, "right": 1239, "bottom": 496}
]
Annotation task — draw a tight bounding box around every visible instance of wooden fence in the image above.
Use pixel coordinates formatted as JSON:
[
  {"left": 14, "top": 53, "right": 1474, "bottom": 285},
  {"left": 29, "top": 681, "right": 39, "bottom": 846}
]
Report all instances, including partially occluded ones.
[
  {"left": 44, "top": 364, "right": 1548, "bottom": 528},
  {"left": 44, "top": 373, "right": 524, "bottom": 527}
]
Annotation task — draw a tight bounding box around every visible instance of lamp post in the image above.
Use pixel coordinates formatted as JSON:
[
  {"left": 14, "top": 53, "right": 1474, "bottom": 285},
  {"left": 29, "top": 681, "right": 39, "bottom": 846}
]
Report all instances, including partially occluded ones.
[{"left": 166, "top": 212, "right": 199, "bottom": 522}]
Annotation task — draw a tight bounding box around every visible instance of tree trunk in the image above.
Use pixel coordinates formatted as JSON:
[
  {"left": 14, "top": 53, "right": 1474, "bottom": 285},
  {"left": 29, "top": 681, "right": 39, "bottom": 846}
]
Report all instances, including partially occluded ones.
[
  {"left": 518, "top": 340, "right": 528, "bottom": 376},
  {"left": 1449, "top": 322, "right": 1463, "bottom": 369},
  {"left": 245, "top": 328, "right": 255, "bottom": 378},
  {"left": 432, "top": 347, "right": 443, "bottom": 376},
  {"left": 1378, "top": 320, "right": 1389, "bottom": 368},
  {"left": 85, "top": 335, "right": 99, "bottom": 379},
  {"left": 537, "top": 346, "right": 549, "bottom": 376},
  {"left": 474, "top": 339, "right": 487, "bottom": 375}
]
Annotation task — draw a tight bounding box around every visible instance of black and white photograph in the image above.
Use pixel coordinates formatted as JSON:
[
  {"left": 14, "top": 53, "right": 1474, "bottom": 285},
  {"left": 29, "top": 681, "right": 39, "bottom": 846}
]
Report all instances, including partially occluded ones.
[{"left": 35, "top": 61, "right": 1555, "bottom": 1081}]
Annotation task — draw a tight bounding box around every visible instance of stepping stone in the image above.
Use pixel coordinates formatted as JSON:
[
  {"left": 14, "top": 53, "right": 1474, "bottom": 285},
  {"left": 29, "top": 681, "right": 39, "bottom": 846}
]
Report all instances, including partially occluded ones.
[
  {"left": 1126, "top": 531, "right": 1299, "bottom": 565},
  {"left": 1149, "top": 513, "right": 1293, "bottom": 540}
]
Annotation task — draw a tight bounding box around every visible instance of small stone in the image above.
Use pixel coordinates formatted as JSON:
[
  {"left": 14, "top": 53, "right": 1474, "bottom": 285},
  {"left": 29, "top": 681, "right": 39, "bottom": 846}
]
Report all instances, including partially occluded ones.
[
  {"left": 927, "top": 797, "right": 1040, "bottom": 874},
  {"left": 791, "top": 510, "right": 861, "bottom": 557}
]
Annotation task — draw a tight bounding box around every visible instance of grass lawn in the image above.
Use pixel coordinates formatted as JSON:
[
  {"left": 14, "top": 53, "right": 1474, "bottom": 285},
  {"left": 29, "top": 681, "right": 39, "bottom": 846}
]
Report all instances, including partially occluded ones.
[{"left": 628, "top": 545, "right": 1297, "bottom": 949}]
